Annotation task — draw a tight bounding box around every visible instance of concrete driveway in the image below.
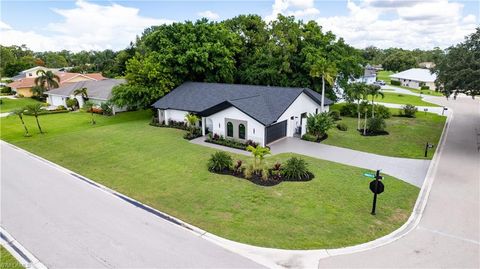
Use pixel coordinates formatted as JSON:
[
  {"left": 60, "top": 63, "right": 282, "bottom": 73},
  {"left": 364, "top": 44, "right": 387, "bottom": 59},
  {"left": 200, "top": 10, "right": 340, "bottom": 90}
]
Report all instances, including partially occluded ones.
[
  {"left": 269, "top": 138, "right": 430, "bottom": 187},
  {"left": 0, "top": 143, "right": 264, "bottom": 268}
]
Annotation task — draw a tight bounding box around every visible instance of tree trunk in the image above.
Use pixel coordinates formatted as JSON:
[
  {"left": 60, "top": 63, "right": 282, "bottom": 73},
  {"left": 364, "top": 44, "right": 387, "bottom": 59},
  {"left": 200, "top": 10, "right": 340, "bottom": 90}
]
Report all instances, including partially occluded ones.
[
  {"left": 321, "top": 76, "right": 325, "bottom": 112},
  {"left": 35, "top": 115, "right": 43, "bottom": 134},
  {"left": 363, "top": 111, "right": 367, "bottom": 135},
  {"left": 372, "top": 97, "right": 375, "bottom": 118},
  {"left": 19, "top": 115, "right": 29, "bottom": 136},
  {"left": 357, "top": 101, "right": 361, "bottom": 130},
  {"left": 91, "top": 112, "right": 96, "bottom": 125}
]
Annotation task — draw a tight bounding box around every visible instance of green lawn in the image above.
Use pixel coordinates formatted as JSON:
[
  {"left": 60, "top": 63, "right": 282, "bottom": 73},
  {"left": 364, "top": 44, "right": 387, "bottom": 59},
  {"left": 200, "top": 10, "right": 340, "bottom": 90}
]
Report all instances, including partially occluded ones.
[
  {"left": 329, "top": 104, "right": 445, "bottom": 159},
  {"left": 374, "top": 92, "right": 440, "bottom": 107},
  {"left": 377, "top": 70, "right": 393, "bottom": 84},
  {"left": 0, "top": 111, "right": 419, "bottom": 249},
  {"left": 0, "top": 246, "right": 24, "bottom": 269},
  {"left": 0, "top": 98, "right": 43, "bottom": 113}
]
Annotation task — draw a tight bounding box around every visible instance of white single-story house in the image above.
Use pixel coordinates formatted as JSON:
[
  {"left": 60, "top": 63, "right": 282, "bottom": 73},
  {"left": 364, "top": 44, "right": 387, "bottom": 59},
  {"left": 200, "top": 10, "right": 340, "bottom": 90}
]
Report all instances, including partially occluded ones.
[
  {"left": 390, "top": 68, "right": 437, "bottom": 90},
  {"left": 152, "top": 82, "right": 333, "bottom": 146},
  {"left": 45, "top": 79, "right": 126, "bottom": 115},
  {"left": 355, "top": 65, "right": 377, "bottom": 85}
]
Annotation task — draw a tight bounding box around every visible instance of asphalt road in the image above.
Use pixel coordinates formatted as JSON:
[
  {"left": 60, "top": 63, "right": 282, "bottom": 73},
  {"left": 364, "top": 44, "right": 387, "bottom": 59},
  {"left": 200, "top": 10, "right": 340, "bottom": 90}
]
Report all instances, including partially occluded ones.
[
  {"left": 318, "top": 95, "right": 480, "bottom": 268},
  {"left": 0, "top": 143, "right": 263, "bottom": 268}
]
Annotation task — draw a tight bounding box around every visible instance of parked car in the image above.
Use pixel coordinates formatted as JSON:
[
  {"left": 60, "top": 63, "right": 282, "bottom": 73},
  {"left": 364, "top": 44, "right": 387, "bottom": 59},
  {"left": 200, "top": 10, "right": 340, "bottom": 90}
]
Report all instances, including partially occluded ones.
[{"left": 374, "top": 80, "right": 386, "bottom": 86}]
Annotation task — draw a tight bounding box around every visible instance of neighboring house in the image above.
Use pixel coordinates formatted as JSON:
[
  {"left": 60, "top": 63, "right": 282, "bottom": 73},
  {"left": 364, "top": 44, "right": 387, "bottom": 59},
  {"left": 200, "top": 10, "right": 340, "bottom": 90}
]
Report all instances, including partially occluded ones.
[
  {"left": 7, "top": 72, "right": 106, "bottom": 97},
  {"left": 153, "top": 82, "right": 333, "bottom": 146},
  {"left": 418, "top": 62, "right": 436, "bottom": 69},
  {"left": 10, "top": 66, "right": 60, "bottom": 81},
  {"left": 390, "top": 68, "right": 437, "bottom": 90},
  {"left": 45, "top": 79, "right": 126, "bottom": 115},
  {"left": 355, "top": 65, "right": 377, "bottom": 84}
]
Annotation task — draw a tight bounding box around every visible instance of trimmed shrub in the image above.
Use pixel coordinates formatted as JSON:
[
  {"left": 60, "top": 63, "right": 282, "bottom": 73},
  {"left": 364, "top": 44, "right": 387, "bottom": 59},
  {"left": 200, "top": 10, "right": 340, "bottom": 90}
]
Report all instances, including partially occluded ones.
[
  {"left": 0, "top": 87, "right": 12, "bottom": 94},
  {"left": 183, "top": 127, "right": 202, "bottom": 140},
  {"left": 339, "top": 103, "right": 357, "bottom": 117},
  {"left": 340, "top": 103, "right": 390, "bottom": 119},
  {"left": 391, "top": 80, "right": 401, "bottom": 86},
  {"left": 336, "top": 123, "right": 348, "bottom": 131},
  {"left": 420, "top": 85, "right": 430, "bottom": 90},
  {"left": 207, "top": 151, "right": 233, "bottom": 172},
  {"left": 301, "top": 133, "right": 317, "bottom": 142},
  {"left": 233, "top": 160, "right": 243, "bottom": 175},
  {"left": 400, "top": 104, "right": 418, "bottom": 118},
  {"left": 56, "top": 105, "right": 67, "bottom": 111},
  {"left": 282, "top": 157, "right": 310, "bottom": 180},
  {"left": 100, "top": 102, "right": 113, "bottom": 116},
  {"left": 375, "top": 105, "right": 392, "bottom": 119},
  {"left": 367, "top": 117, "right": 387, "bottom": 133},
  {"left": 328, "top": 110, "right": 341, "bottom": 121},
  {"left": 66, "top": 98, "right": 78, "bottom": 110},
  {"left": 206, "top": 134, "right": 251, "bottom": 150}
]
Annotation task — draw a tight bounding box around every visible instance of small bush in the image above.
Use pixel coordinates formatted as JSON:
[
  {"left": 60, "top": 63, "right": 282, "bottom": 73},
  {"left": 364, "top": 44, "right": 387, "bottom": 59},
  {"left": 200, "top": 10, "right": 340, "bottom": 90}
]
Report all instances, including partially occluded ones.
[
  {"left": 207, "top": 151, "right": 233, "bottom": 172},
  {"left": 100, "top": 102, "right": 113, "bottom": 116},
  {"left": 270, "top": 162, "right": 282, "bottom": 181},
  {"left": 0, "top": 87, "right": 12, "bottom": 94},
  {"left": 282, "top": 157, "right": 310, "bottom": 180},
  {"left": 17, "top": 94, "right": 24, "bottom": 98},
  {"left": 339, "top": 103, "right": 357, "bottom": 117},
  {"left": 244, "top": 164, "right": 254, "bottom": 179},
  {"left": 367, "top": 117, "right": 387, "bottom": 133},
  {"left": 328, "top": 110, "right": 341, "bottom": 121},
  {"left": 301, "top": 133, "right": 317, "bottom": 142},
  {"left": 420, "top": 85, "right": 430, "bottom": 90},
  {"left": 391, "top": 80, "right": 401, "bottom": 86},
  {"left": 56, "top": 105, "right": 66, "bottom": 111},
  {"left": 183, "top": 127, "right": 202, "bottom": 140},
  {"left": 336, "top": 123, "right": 348, "bottom": 131},
  {"left": 233, "top": 160, "right": 243, "bottom": 175},
  {"left": 400, "top": 104, "right": 418, "bottom": 118},
  {"left": 375, "top": 105, "right": 392, "bottom": 119}
]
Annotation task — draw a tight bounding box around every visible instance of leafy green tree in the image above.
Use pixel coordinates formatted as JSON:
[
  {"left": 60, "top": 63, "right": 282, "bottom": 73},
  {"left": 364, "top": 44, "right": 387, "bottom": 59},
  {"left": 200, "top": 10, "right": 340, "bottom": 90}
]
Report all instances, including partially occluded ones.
[
  {"left": 83, "top": 101, "right": 96, "bottom": 125},
  {"left": 34, "top": 70, "right": 60, "bottom": 90},
  {"left": 306, "top": 112, "right": 335, "bottom": 140},
  {"left": 434, "top": 27, "right": 479, "bottom": 97},
  {"left": 31, "top": 85, "right": 46, "bottom": 97},
  {"left": 246, "top": 145, "right": 271, "bottom": 169},
  {"left": 11, "top": 108, "right": 30, "bottom": 136},
  {"left": 25, "top": 103, "right": 44, "bottom": 134}
]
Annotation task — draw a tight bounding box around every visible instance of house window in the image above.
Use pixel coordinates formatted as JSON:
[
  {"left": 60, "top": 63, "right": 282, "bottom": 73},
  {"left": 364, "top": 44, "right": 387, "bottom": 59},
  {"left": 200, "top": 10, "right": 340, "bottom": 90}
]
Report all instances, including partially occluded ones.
[
  {"left": 238, "top": 124, "right": 245, "bottom": 139},
  {"left": 227, "top": 122, "right": 233, "bottom": 137},
  {"left": 315, "top": 108, "right": 318, "bottom": 114}
]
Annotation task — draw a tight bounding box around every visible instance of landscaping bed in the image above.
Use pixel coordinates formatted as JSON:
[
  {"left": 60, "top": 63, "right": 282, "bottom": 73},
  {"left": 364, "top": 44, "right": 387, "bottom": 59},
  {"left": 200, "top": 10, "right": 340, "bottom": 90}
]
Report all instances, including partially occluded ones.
[{"left": 205, "top": 133, "right": 260, "bottom": 150}]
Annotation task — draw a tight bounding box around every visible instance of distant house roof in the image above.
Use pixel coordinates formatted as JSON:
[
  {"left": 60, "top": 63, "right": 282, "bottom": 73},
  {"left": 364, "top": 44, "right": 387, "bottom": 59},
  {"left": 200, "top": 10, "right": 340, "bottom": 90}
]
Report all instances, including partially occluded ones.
[
  {"left": 46, "top": 79, "right": 125, "bottom": 100},
  {"left": 390, "top": 68, "right": 436, "bottom": 83},
  {"left": 7, "top": 72, "right": 106, "bottom": 89},
  {"left": 153, "top": 82, "right": 333, "bottom": 126}
]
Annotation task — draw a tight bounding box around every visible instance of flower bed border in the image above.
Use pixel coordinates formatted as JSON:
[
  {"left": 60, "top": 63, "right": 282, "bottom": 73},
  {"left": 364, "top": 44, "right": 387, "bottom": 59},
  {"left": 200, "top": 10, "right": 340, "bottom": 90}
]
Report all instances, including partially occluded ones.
[{"left": 210, "top": 169, "right": 314, "bottom": 187}]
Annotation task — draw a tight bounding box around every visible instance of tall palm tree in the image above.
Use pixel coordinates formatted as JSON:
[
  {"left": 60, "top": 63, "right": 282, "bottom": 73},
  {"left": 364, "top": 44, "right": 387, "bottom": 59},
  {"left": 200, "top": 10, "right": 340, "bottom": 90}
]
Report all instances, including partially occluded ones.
[
  {"left": 309, "top": 58, "right": 337, "bottom": 112},
  {"left": 11, "top": 108, "right": 30, "bottom": 136},
  {"left": 73, "top": 87, "right": 89, "bottom": 102},
  {"left": 34, "top": 70, "right": 60, "bottom": 91},
  {"left": 345, "top": 83, "right": 369, "bottom": 130},
  {"left": 83, "top": 101, "right": 96, "bottom": 125},
  {"left": 367, "top": 84, "right": 384, "bottom": 118},
  {"left": 25, "top": 104, "right": 44, "bottom": 134}
]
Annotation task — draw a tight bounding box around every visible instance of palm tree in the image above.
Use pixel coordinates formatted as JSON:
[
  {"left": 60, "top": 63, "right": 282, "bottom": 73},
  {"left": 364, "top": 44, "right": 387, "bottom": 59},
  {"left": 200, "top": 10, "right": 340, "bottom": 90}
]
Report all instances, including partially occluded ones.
[
  {"left": 246, "top": 145, "right": 271, "bottom": 170},
  {"left": 25, "top": 104, "right": 44, "bottom": 134},
  {"left": 83, "top": 101, "right": 96, "bottom": 125},
  {"left": 34, "top": 70, "right": 60, "bottom": 91},
  {"left": 367, "top": 84, "right": 384, "bottom": 118},
  {"left": 11, "top": 108, "right": 30, "bottom": 136},
  {"left": 184, "top": 113, "right": 199, "bottom": 128},
  {"left": 73, "top": 87, "right": 89, "bottom": 102},
  {"left": 310, "top": 58, "right": 337, "bottom": 112},
  {"left": 345, "top": 83, "right": 368, "bottom": 130}
]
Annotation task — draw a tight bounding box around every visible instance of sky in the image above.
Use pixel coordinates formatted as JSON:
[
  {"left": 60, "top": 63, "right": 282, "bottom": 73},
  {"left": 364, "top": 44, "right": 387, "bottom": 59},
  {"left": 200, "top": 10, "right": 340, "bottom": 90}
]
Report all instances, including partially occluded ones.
[{"left": 0, "top": 0, "right": 478, "bottom": 52}]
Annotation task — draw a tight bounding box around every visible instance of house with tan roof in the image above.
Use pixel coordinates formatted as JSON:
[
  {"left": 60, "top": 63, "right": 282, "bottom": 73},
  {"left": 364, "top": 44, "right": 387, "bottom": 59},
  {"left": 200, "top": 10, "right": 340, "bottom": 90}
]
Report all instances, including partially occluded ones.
[{"left": 7, "top": 72, "right": 106, "bottom": 97}]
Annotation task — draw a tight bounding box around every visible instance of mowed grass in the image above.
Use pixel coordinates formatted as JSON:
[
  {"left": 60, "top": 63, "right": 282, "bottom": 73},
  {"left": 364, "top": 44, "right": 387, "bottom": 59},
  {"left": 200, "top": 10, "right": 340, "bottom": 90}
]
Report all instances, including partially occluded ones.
[
  {"left": 0, "top": 97, "right": 43, "bottom": 112},
  {"left": 377, "top": 70, "right": 394, "bottom": 84},
  {"left": 328, "top": 104, "right": 446, "bottom": 159},
  {"left": 374, "top": 92, "right": 440, "bottom": 107},
  {"left": 0, "top": 246, "right": 24, "bottom": 269},
  {"left": 0, "top": 111, "right": 419, "bottom": 249}
]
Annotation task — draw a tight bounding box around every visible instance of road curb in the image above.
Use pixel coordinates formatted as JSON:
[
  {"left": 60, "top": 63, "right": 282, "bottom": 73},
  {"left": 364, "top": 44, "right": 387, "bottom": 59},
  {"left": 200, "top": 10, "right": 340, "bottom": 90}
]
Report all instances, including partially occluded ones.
[
  {"left": 0, "top": 109, "right": 453, "bottom": 269},
  {"left": 0, "top": 227, "right": 48, "bottom": 269}
]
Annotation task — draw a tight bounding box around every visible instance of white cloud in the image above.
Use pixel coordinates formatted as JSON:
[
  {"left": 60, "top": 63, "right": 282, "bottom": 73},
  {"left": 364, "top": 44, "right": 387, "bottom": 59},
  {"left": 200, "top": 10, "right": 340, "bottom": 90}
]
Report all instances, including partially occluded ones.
[
  {"left": 266, "top": 0, "right": 320, "bottom": 21},
  {"left": 0, "top": 0, "right": 172, "bottom": 52},
  {"left": 198, "top": 10, "right": 220, "bottom": 20},
  {"left": 315, "top": 0, "right": 478, "bottom": 49}
]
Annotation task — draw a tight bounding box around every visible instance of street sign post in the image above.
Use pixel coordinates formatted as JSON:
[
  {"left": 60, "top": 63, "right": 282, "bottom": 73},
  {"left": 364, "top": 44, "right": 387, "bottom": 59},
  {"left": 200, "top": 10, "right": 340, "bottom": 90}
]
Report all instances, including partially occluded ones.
[{"left": 370, "top": 170, "right": 384, "bottom": 215}]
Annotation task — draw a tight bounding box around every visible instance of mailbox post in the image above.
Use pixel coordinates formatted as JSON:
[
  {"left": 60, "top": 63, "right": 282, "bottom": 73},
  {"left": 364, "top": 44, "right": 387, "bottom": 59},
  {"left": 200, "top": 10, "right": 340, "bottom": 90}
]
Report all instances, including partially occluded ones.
[
  {"left": 370, "top": 170, "right": 384, "bottom": 215},
  {"left": 424, "top": 142, "right": 435, "bottom": 157}
]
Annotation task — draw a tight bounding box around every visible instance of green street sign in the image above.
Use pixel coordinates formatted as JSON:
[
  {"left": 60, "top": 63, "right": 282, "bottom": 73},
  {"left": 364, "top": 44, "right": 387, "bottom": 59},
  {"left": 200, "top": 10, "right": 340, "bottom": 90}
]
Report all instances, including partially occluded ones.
[{"left": 363, "top": 173, "right": 375, "bottom": 178}]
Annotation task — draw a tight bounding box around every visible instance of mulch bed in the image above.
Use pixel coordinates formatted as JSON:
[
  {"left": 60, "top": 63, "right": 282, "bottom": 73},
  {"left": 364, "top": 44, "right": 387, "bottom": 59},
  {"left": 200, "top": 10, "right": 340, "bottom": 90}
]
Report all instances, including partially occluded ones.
[{"left": 211, "top": 169, "right": 314, "bottom": 187}]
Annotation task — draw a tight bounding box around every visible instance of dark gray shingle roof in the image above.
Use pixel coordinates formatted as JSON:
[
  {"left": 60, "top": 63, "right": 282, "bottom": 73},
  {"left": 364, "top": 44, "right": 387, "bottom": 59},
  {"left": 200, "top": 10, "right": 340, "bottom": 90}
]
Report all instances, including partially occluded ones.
[
  {"left": 46, "top": 79, "right": 125, "bottom": 100},
  {"left": 152, "top": 82, "right": 333, "bottom": 125}
]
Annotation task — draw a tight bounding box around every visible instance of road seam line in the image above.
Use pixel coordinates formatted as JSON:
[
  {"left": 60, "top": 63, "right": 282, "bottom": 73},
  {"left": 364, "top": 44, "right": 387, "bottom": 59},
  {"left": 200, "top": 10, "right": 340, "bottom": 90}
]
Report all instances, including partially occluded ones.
[{"left": 417, "top": 226, "right": 480, "bottom": 245}]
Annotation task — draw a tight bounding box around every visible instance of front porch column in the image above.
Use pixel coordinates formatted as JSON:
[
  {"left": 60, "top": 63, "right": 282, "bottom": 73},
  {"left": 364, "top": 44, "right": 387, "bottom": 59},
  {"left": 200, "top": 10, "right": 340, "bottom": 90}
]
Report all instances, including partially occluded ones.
[
  {"left": 202, "top": 117, "right": 206, "bottom": 136},
  {"left": 164, "top": 110, "right": 169, "bottom": 125}
]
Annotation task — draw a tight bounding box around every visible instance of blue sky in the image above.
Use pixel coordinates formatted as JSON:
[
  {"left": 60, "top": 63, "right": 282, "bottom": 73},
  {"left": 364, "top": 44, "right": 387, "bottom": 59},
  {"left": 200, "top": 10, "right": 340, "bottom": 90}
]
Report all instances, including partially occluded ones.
[{"left": 1, "top": 0, "right": 478, "bottom": 51}]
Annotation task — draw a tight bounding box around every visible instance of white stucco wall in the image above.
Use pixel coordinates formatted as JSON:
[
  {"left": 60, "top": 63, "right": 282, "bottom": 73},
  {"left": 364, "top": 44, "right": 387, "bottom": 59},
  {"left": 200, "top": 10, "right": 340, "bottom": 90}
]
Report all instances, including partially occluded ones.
[
  {"left": 207, "top": 106, "right": 265, "bottom": 146},
  {"left": 165, "top": 109, "right": 189, "bottom": 124},
  {"left": 47, "top": 95, "right": 67, "bottom": 107},
  {"left": 277, "top": 92, "right": 329, "bottom": 137}
]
